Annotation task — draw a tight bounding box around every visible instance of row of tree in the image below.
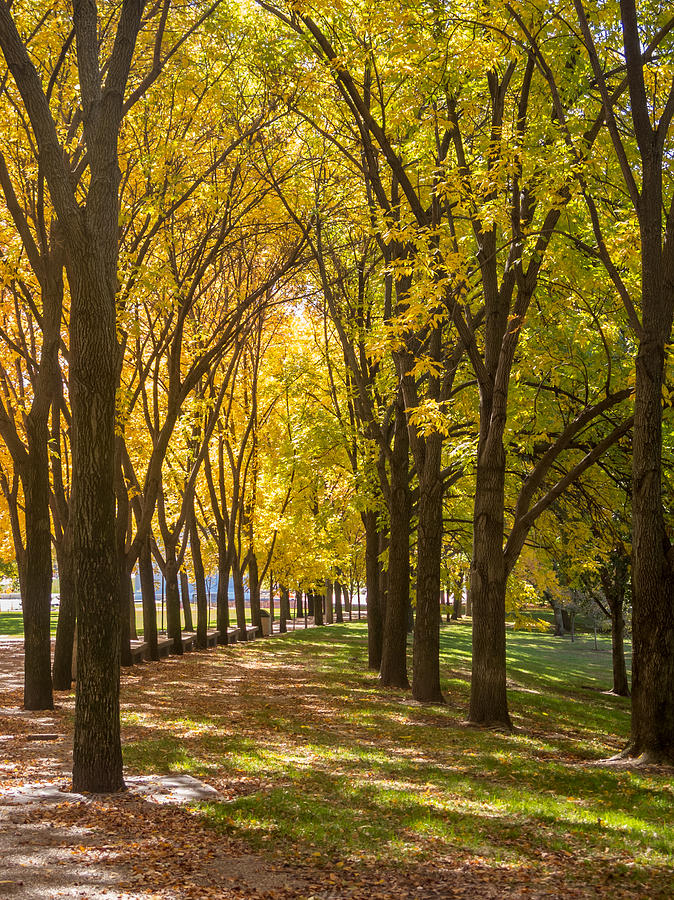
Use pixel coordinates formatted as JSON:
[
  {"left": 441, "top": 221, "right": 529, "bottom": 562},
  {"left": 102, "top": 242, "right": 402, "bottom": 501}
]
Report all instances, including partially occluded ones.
[{"left": 0, "top": 0, "right": 671, "bottom": 793}]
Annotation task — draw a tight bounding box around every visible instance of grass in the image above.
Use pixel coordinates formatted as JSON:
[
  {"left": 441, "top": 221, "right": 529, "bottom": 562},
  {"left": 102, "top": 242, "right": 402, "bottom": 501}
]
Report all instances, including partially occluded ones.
[
  {"left": 115, "top": 621, "right": 672, "bottom": 895},
  {"left": 0, "top": 602, "right": 288, "bottom": 637},
  {"left": 516, "top": 605, "right": 611, "bottom": 634},
  {"left": 0, "top": 610, "right": 60, "bottom": 636}
]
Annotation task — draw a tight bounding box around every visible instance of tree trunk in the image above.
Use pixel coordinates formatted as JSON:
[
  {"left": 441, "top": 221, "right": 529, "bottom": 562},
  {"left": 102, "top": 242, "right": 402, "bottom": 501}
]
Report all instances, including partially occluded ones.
[
  {"left": 279, "top": 585, "right": 290, "bottom": 633},
  {"left": 52, "top": 528, "right": 76, "bottom": 691},
  {"left": 629, "top": 324, "right": 674, "bottom": 759},
  {"left": 610, "top": 598, "right": 630, "bottom": 697},
  {"left": 164, "top": 547, "right": 183, "bottom": 655},
  {"left": 314, "top": 590, "right": 324, "bottom": 626},
  {"left": 138, "top": 536, "right": 158, "bottom": 661},
  {"left": 412, "top": 433, "right": 444, "bottom": 703},
  {"left": 335, "top": 582, "right": 344, "bottom": 624},
  {"left": 190, "top": 514, "right": 208, "bottom": 648},
  {"left": 216, "top": 539, "right": 231, "bottom": 645},
  {"left": 364, "top": 510, "right": 383, "bottom": 670},
  {"left": 296, "top": 590, "right": 303, "bottom": 618},
  {"left": 180, "top": 569, "right": 194, "bottom": 632},
  {"left": 307, "top": 591, "right": 315, "bottom": 617},
  {"left": 378, "top": 529, "right": 388, "bottom": 629},
  {"left": 452, "top": 575, "right": 463, "bottom": 619},
  {"left": 233, "top": 560, "right": 247, "bottom": 633},
  {"left": 118, "top": 574, "right": 132, "bottom": 668},
  {"left": 2, "top": 474, "right": 25, "bottom": 601},
  {"left": 469, "top": 433, "right": 511, "bottom": 727},
  {"left": 129, "top": 579, "right": 137, "bottom": 640},
  {"left": 325, "top": 580, "right": 334, "bottom": 624},
  {"left": 70, "top": 250, "right": 124, "bottom": 793},
  {"left": 249, "top": 553, "right": 261, "bottom": 632},
  {"left": 21, "top": 419, "right": 55, "bottom": 709},
  {"left": 380, "top": 396, "right": 411, "bottom": 688}
]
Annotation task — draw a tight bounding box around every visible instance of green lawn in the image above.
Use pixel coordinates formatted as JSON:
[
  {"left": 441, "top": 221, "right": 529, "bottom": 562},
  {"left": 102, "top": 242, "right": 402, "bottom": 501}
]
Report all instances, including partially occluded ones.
[
  {"left": 115, "top": 621, "right": 672, "bottom": 895},
  {"left": 0, "top": 610, "right": 60, "bottom": 636},
  {"left": 0, "top": 604, "right": 226, "bottom": 637},
  {"left": 0, "top": 603, "right": 326, "bottom": 638}
]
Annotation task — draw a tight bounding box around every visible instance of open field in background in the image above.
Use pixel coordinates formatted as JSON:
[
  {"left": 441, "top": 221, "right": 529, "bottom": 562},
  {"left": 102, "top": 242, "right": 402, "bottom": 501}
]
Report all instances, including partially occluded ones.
[
  {"left": 0, "top": 604, "right": 612, "bottom": 639},
  {"left": 0, "top": 605, "right": 367, "bottom": 638}
]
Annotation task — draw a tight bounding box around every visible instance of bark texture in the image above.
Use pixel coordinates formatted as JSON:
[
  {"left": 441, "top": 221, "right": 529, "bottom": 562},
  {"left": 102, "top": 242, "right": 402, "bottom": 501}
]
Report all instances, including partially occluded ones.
[
  {"left": 216, "top": 540, "right": 231, "bottom": 645},
  {"left": 380, "top": 396, "right": 410, "bottom": 689},
  {"left": 469, "top": 430, "right": 511, "bottom": 727},
  {"left": 138, "top": 537, "right": 158, "bottom": 661},
  {"left": 411, "top": 432, "right": 444, "bottom": 703},
  {"left": 53, "top": 530, "right": 76, "bottom": 691},
  {"left": 21, "top": 435, "right": 54, "bottom": 709},
  {"left": 190, "top": 514, "right": 208, "bottom": 648},
  {"left": 180, "top": 569, "right": 194, "bottom": 633},
  {"left": 364, "top": 510, "right": 383, "bottom": 670}
]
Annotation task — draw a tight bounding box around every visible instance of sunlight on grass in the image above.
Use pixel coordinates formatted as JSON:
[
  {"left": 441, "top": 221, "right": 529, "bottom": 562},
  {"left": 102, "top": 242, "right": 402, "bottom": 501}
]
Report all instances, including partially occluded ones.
[{"left": 119, "top": 622, "right": 671, "bottom": 892}]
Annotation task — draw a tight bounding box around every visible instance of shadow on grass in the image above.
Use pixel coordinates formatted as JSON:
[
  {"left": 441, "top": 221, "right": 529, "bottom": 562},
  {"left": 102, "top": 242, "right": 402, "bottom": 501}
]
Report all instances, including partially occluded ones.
[{"left": 118, "top": 622, "right": 672, "bottom": 892}]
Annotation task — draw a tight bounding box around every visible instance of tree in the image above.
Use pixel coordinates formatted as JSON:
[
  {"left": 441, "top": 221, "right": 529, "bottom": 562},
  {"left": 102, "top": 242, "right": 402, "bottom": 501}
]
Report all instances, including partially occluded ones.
[
  {"left": 521, "top": 0, "right": 674, "bottom": 760},
  {"left": 0, "top": 0, "right": 225, "bottom": 791},
  {"left": 572, "top": 0, "right": 674, "bottom": 762}
]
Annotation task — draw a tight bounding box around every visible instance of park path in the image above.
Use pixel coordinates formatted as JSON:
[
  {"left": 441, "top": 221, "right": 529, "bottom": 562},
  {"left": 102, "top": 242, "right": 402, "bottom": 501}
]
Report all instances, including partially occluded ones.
[{"left": 0, "top": 636, "right": 308, "bottom": 899}]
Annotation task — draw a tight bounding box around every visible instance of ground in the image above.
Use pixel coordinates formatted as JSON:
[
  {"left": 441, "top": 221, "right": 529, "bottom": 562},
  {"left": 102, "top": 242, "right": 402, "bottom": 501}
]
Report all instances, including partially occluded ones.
[{"left": 0, "top": 624, "right": 672, "bottom": 899}]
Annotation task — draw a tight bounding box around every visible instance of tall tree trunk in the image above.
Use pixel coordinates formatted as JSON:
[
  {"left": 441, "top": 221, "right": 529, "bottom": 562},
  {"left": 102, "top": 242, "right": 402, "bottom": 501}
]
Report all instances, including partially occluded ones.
[
  {"left": 380, "top": 396, "right": 411, "bottom": 689},
  {"left": 180, "top": 569, "right": 194, "bottom": 632},
  {"left": 469, "top": 432, "right": 511, "bottom": 727},
  {"left": 164, "top": 546, "right": 183, "bottom": 655},
  {"left": 452, "top": 575, "right": 463, "bottom": 619},
  {"left": 279, "top": 585, "right": 290, "bottom": 633},
  {"left": 378, "top": 529, "right": 388, "bottom": 628},
  {"left": 335, "top": 582, "right": 344, "bottom": 624},
  {"left": 364, "top": 510, "right": 382, "bottom": 670},
  {"left": 296, "top": 590, "right": 304, "bottom": 618},
  {"left": 129, "top": 579, "right": 137, "bottom": 640},
  {"left": 629, "top": 323, "right": 674, "bottom": 758},
  {"left": 233, "top": 559, "right": 247, "bottom": 633},
  {"left": 21, "top": 414, "right": 54, "bottom": 709},
  {"left": 138, "top": 536, "right": 158, "bottom": 661},
  {"left": 190, "top": 513, "right": 208, "bottom": 649},
  {"left": 115, "top": 451, "right": 132, "bottom": 669},
  {"left": 412, "top": 433, "right": 444, "bottom": 703},
  {"left": 610, "top": 597, "right": 630, "bottom": 697},
  {"left": 52, "top": 528, "right": 76, "bottom": 691},
  {"left": 325, "top": 580, "right": 334, "bottom": 624},
  {"left": 249, "top": 553, "right": 261, "bottom": 632},
  {"left": 307, "top": 591, "right": 315, "bottom": 617},
  {"left": 216, "top": 538, "right": 231, "bottom": 645},
  {"left": 314, "top": 590, "right": 324, "bottom": 626},
  {"left": 2, "top": 474, "right": 25, "bottom": 600},
  {"left": 70, "top": 251, "right": 124, "bottom": 793}
]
